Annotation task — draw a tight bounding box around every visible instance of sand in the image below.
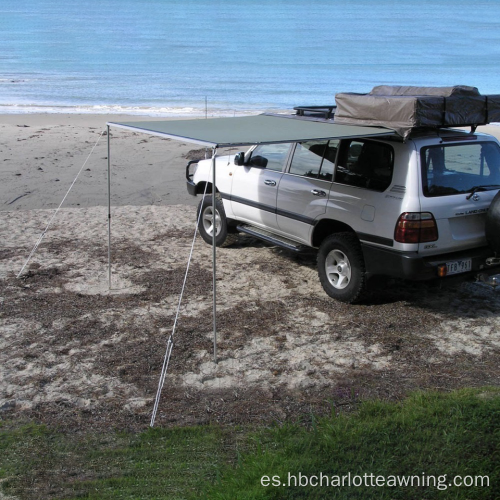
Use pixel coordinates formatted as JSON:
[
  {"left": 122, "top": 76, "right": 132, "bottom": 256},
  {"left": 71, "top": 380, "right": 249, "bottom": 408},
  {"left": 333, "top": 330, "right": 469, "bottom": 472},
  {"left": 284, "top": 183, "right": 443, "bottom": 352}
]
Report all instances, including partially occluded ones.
[
  {"left": 1, "top": 114, "right": 500, "bottom": 430},
  {"left": 0, "top": 113, "right": 241, "bottom": 211}
]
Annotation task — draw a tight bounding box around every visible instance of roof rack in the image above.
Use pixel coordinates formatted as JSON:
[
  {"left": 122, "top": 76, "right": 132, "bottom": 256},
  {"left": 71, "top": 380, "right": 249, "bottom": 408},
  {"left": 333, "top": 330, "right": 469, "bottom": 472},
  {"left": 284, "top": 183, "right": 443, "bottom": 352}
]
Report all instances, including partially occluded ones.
[{"left": 294, "top": 105, "right": 336, "bottom": 120}]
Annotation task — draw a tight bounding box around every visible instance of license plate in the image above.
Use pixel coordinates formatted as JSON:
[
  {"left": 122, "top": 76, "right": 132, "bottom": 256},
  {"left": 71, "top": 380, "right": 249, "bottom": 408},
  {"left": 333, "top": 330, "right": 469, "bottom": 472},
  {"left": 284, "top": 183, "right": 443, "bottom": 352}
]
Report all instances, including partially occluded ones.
[{"left": 446, "top": 259, "right": 472, "bottom": 275}]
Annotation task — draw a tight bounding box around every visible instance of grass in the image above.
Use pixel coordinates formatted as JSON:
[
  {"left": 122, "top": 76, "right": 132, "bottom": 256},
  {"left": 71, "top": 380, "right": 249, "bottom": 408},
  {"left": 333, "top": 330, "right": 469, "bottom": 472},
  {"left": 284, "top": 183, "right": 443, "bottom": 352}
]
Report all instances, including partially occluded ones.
[
  {"left": 0, "top": 388, "right": 499, "bottom": 499},
  {"left": 205, "top": 388, "right": 500, "bottom": 499},
  {"left": 0, "top": 423, "right": 240, "bottom": 499}
]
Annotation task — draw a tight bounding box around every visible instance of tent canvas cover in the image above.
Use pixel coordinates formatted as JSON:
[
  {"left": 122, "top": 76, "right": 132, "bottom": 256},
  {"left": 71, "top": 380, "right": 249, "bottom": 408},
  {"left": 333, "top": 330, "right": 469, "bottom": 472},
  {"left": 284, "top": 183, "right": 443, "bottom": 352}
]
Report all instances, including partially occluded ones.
[{"left": 334, "top": 85, "right": 500, "bottom": 138}]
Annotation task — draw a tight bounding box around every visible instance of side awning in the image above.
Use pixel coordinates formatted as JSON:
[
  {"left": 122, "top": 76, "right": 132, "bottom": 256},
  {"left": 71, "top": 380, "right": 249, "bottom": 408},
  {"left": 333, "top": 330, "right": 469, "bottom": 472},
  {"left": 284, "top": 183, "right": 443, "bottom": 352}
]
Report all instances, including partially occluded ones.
[
  {"left": 104, "top": 113, "right": 395, "bottom": 395},
  {"left": 108, "top": 114, "right": 394, "bottom": 147}
]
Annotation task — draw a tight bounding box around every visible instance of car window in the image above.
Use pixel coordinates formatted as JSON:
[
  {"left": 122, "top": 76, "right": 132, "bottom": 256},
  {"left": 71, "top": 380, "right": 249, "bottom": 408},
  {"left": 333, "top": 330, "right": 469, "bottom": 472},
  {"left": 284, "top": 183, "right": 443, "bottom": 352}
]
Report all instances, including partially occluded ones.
[
  {"left": 289, "top": 140, "right": 339, "bottom": 181},
  {"left": 421, "top": 142, "right": 500, "bottom": 196},
  {"left": 335, "top": 139, "right": 393, "bottom": 191},
  {"left": 249, "top": 143, "right": 291, "bottom": 171}
]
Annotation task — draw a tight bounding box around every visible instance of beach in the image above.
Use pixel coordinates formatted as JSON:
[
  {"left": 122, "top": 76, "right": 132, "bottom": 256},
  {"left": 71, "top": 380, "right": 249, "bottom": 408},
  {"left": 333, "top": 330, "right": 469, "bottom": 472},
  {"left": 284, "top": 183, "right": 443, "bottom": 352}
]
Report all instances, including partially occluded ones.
[
  {"left": 1, "top": 113, "right": 500, "bottom": 431},
  {"left": 0, "top": 113, "right": 219, "bottom": 211}
]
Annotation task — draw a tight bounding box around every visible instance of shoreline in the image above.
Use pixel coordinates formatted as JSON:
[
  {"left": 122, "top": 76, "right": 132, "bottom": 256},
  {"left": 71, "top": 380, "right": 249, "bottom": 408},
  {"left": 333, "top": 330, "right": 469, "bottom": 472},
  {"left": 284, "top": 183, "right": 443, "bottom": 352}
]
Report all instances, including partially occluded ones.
[
  {"left": 0, "top": 104, "right": 280, "bottom": 119},
  {"left": 0, "top": 112, "right": 191, "bottom": 128}
]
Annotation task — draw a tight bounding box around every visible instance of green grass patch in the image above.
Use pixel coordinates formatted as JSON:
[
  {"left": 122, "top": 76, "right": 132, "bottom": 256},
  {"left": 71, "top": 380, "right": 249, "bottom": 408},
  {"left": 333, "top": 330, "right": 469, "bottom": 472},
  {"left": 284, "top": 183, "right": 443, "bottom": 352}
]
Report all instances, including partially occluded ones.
[
  {"left": 206, "top": 388, "right": 500, "bottom": 499},
  {"left": 0, "top": 388, "right": 498, "bottom": 499},
  {"left": 0, "top": 422, "right": 242, "bottom": 499}
]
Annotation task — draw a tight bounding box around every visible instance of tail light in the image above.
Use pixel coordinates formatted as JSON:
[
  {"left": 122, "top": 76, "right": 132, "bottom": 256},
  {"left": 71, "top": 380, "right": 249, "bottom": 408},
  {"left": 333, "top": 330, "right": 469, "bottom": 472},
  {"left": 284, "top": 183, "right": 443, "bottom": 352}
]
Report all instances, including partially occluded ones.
[{"left": 394, "top": 212, "right": 438, "bottom": 243}]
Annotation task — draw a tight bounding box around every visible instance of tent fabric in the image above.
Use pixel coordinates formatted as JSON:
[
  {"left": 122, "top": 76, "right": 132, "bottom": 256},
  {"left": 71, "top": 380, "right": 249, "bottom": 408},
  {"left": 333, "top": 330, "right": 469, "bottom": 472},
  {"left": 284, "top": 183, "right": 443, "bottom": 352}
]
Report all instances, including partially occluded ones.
[
  {"left": 370, "top": 85, "right": 481, "bottom": 97},
  {"left": 334, "top": 86, "right": 500, "bottom": 138},
  {"left": 108, "top": 114, "right": 394, "bottom": 147}
]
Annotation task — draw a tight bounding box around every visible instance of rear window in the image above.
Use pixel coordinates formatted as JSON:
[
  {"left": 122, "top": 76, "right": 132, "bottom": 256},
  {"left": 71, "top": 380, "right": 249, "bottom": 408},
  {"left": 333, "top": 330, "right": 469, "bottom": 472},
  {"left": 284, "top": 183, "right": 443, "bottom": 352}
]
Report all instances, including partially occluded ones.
[{"left": 421, "top": 142, "right": 500, "bottom": 197}]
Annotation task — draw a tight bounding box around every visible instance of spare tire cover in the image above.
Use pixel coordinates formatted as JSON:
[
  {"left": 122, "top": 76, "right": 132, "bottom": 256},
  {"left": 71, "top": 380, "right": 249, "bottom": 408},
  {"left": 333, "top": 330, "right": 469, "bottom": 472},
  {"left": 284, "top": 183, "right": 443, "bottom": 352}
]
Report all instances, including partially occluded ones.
[{"left": 485, "top": 190, "right": 500, "bottom": 254}]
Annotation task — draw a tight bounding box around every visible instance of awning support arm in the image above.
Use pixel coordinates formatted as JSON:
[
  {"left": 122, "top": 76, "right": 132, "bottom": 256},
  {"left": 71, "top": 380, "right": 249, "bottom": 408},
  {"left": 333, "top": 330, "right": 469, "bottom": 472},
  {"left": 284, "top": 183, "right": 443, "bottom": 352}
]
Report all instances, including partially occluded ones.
[
  {"left": 107, "top": 125, "right": 112, "bottom": 290},
  {"left": 212, "top": 146, "right": 218, "bottom": 364}
]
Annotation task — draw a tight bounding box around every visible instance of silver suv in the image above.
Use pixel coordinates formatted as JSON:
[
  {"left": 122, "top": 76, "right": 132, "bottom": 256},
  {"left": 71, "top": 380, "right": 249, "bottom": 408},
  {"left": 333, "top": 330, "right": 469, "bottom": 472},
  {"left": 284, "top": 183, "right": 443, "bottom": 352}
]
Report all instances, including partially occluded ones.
[{"left": 186, "top": 126, "right": 500, "bottom": 302}]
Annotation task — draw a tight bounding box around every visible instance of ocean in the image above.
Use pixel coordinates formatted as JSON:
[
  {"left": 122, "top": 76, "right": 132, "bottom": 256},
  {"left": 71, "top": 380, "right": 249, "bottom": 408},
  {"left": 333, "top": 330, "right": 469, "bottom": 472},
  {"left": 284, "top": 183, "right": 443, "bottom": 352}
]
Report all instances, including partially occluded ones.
[{"left": 1, "top": 0, "right": 500, "bottom": 117}]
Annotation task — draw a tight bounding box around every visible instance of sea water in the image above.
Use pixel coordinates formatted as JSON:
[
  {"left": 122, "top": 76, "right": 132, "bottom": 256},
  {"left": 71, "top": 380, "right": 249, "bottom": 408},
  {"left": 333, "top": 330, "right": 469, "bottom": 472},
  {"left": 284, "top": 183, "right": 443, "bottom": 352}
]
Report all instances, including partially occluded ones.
[{"left": 1, "top": 0, "right": 500, "bottom": 116}]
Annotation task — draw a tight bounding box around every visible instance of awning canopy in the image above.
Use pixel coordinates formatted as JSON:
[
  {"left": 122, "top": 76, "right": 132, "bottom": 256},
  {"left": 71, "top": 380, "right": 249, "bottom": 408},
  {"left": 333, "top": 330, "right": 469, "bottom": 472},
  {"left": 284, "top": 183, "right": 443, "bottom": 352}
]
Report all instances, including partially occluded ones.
[
  {"left": 108, "top": 114, "right": 394, "bottom": 147},
  {"left": 105, "top": 113, "right": 396, "bottom": 406}
]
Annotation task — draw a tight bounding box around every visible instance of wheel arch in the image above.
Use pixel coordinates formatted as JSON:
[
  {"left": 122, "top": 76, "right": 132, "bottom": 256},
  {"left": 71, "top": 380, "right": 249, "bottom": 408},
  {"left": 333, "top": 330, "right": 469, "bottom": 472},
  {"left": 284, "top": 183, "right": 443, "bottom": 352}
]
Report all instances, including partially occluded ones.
[
  {"left": 312, "top": 219, "right": 357, "bottom": 248},
  {"left": 195, "top": 181, "right": 219, "bottom": 195}
]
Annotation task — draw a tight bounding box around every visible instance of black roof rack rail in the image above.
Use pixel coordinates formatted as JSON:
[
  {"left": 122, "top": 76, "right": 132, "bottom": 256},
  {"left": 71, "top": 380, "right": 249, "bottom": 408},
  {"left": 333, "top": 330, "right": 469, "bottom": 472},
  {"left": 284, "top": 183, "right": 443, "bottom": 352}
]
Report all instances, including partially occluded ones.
[{"left": 294, "top": 105, "right": 336, "bottom": 119}]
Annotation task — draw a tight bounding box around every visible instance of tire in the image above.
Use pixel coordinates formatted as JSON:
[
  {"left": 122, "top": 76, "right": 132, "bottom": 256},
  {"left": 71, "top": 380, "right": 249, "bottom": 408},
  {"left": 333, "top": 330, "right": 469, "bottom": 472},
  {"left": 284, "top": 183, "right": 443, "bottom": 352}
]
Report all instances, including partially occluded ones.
[
  {"left": 317, "top": 232, "right": 366, "bottom": 303},
  {"left": 197, "top": 195, "right": 238, "bottom": 247},
  {"left": 486, "top": 190, "right": 500, "bottom": 255}
]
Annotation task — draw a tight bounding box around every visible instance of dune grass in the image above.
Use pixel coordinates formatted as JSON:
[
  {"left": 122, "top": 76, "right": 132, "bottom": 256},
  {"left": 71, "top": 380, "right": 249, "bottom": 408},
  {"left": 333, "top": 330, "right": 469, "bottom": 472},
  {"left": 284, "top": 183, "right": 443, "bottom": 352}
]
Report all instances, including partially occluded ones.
[{"left": 0, "top": 388, "right": 498, "bottom": 499}]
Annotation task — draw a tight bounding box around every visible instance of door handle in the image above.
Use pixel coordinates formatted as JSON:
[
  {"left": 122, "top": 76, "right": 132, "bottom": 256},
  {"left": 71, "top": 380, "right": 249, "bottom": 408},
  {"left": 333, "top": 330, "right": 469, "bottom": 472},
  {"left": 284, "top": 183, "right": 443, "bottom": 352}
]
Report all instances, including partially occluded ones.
[
  {"left": 264, "top": 180, "right": 277, "bottom": 186},
  {"left": 311, "top": 189, "right": 326, "bottom": 197}
]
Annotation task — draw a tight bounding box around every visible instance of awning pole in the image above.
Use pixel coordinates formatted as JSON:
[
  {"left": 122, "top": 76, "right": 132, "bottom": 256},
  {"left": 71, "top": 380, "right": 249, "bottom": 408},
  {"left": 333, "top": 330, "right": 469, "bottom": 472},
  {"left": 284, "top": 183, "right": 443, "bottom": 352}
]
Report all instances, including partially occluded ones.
[
  {"left": 107, "top": 125, "right": 112, "bottom": 290},
  {"left": 212, "top": 146, "right": 218, "bottom": 364}
]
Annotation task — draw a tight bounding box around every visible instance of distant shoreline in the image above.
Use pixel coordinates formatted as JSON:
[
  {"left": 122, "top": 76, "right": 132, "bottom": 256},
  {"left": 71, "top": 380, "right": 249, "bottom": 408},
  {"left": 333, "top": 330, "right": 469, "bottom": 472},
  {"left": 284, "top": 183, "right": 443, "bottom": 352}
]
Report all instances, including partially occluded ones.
[{"left": 0, "top": 104, "right": 281, "bottom": 119}]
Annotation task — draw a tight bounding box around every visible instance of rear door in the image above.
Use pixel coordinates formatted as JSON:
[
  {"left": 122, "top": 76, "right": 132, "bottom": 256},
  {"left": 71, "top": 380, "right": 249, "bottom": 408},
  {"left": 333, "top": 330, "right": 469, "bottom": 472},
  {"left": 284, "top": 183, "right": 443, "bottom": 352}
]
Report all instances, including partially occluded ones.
[
  {"left": 276, "top": 140, "right": 338, "bottom": 243},
  {"left": 418, "top": 140, "right": 500, "bottom": 255},
  {"left": 328, "top": 138, "right": 398, "bottom": 247}
]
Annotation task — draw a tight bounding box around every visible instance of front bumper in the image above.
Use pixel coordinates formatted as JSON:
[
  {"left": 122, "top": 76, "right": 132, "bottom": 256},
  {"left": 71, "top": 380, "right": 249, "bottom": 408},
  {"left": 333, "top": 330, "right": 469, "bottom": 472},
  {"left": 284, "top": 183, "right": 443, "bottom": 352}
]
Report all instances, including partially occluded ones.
[
  {"left": 186, "top": 179, "right": 197, "bottom": 196},
  {"left": 361, "top": 243, "right": 500, "bottom": 282},
  {"left": 186, "top": 160, "right": 199, "bottom": 196}
]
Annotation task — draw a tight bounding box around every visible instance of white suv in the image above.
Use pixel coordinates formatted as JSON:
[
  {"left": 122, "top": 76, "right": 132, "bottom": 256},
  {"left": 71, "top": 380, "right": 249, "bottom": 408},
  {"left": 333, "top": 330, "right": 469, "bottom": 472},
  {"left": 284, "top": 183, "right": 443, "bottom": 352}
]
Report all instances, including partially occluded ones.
[{"left": 186, "top": 126, "right": 500, "bottom": 302}]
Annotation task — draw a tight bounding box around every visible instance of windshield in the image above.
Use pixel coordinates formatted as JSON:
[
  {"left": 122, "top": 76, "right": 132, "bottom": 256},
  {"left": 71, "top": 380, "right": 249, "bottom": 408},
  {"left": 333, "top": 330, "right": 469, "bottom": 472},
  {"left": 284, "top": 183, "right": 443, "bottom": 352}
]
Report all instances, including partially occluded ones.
[{"left": 421, "top": 142, "right": 500, "bottom": 197}]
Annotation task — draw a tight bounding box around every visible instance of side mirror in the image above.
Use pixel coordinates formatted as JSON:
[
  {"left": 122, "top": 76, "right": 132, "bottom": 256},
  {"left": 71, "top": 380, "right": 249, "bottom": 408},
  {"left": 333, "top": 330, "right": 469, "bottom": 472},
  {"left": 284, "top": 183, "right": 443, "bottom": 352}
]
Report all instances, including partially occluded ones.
[
  {"left": 248, "top": 155, "right": 268, "bottom": 168},
  {"left": 233, "top": 152, "right": 245, "bottom": 166}
]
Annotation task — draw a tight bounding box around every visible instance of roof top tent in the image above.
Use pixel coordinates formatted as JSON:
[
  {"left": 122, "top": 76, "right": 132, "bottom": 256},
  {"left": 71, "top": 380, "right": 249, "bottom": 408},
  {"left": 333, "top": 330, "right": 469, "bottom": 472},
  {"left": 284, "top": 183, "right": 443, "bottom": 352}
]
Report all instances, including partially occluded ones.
[{"left": 333, "top": 85, "right": 500, "bottom": 138}]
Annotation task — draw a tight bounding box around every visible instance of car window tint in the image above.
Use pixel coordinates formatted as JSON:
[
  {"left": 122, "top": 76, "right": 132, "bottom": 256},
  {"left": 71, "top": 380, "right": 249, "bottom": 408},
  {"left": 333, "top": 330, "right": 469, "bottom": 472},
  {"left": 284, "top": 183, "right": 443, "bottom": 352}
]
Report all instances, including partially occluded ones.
[
  {"left": 335, "top": 140, "right": 393, "bottom": 191},
  {"left": 421, "top": 142, "right": 500, "bottom": 196},
  {"left": 319, "top": 141, "right": 339, "bottom": 181},
  {"left": 289, "top": 141, "right": 325, "bottom": 178},
  {"left": 250, "top": 143, "right": 291, "bottom": 171},
  {"left": 289, "top": 140, "right": 339, "bottom": 181}
]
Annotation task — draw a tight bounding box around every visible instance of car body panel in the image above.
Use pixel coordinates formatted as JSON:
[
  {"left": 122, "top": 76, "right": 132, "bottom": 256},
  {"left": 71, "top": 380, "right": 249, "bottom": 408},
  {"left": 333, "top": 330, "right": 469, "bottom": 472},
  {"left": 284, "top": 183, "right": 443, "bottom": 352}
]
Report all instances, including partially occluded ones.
[
  {"left": 276, "top": 173, "right": 330, "bottom": 243},
  {"left": 230, "top": 165, "right": 283, "bottom": 231}
]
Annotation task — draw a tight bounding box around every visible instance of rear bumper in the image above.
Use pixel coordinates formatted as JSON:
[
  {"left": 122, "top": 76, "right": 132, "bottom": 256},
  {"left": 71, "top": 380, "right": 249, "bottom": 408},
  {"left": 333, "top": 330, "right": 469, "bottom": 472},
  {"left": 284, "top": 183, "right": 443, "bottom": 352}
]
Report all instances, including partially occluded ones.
[{"left": 361, "top": 244, "right": 500, "bottom": 282}]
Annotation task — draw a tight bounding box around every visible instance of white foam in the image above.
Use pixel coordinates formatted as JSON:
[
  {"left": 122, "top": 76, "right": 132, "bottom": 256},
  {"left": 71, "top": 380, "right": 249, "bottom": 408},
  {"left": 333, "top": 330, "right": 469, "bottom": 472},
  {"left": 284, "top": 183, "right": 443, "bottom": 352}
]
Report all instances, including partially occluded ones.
[{"left": 0, "top": 102, "right": 274, "bottom": 118}]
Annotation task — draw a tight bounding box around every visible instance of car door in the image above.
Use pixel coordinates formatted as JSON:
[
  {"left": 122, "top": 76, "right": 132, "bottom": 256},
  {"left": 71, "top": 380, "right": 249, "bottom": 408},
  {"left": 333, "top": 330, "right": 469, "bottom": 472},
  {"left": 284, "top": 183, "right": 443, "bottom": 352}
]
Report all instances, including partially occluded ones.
[
  {"left": 327, "top": 138, "right": 397, "bottom": 247},
  {"left": 277, "top": 140, "right": 338, "bottom": 243},
  {"left": 231, "top": 143, "right": 292, "bottom": 231}
]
